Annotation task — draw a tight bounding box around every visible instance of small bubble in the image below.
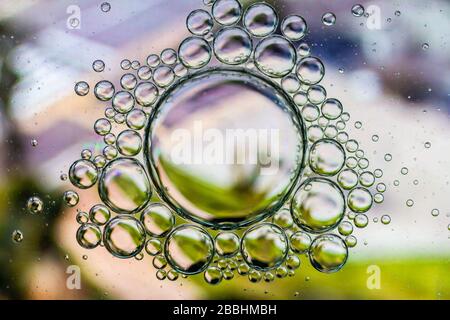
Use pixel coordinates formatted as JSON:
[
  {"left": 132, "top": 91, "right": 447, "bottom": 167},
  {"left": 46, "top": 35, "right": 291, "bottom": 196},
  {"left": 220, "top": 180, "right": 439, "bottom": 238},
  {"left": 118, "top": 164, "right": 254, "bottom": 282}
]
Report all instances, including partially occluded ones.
[
  {"left": 381, "top": 215, "right": 391, "bottom": 225},
  {"left": 394, "top": 10, "right": 401, "bottom": 16},
  {"left": 384, "top": 153, "right": 392, "bottom": 162},
  {"left": 27, "top": 196, "right": 44, "bottom": 214},
  {"left": 12, "top": 230, "right": 24, "bottom": 243},
  {"left": 354, "top": 121, "right": 362, "bottom": 129},
  {"left": 400, "top": 167, "right": 408, "bottom": 175},
  {"left": 406, "top": 199, "right": 414, "bottom": 207},
  {"left": 100, "top": 2, "right": 111, "bottom": 13},
  {"left": 92, "top": 59, "right": 105, "bottom": 72},
  {"left": 351, "top": 4, "right": 365, "bottom": 17},
  {"left": 431, "top": 208, "right": 440, "bottom": 217},
  {"left": 120, "top": 59, "right": 131, "bottom": 70},
  {"left": 424, "top": 141, "right": 431, "bottom": 148},
  {"left": 74, "top": 81, "right": 89, "bottom": 96},
  {"left": 31, "top": 139, "right": 38, "bottom": 147},
  {"left": 63, "top": 190, "right": 79, "bottom": 207},
  {"left": 354, "top": 214, "right": 369, "bottom": 228},
  {"left": 372, "top": 135, "right": 379, "bottom": 142},
  {"left": 422, "top": 43, "right": 429, "bottom": 50},
  {"left": 322, "top": 12, "right": 336, "bottom": 26}
]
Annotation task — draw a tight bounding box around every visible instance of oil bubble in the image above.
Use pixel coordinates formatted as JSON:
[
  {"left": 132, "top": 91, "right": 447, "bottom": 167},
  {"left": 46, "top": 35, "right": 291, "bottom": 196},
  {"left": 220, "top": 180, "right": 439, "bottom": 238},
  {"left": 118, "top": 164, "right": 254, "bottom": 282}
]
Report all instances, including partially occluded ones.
[
  {"left": 178, "top": 37, "right": 212, "bottom": 69},
  {"left": 137, "top": 66, "right": 153, "bottom": 80},
  {"left": 359, "top": 171, "right": 375, "bottom": 187},
  {"left": 63, "top": 190, "right": 79, "bottom": 207},
  {"left": 121, "top": 59, "right": 131, "bottom": 70},
  {"left": 69, "top": 159, "right": 98, "bottom": 189},
  {"left": 215, "top": 232, "right": 240, "bottom": 257},
  {"left": 290, "top": 231, "right": 311, "bottom": 253},
  {"left": 126, "top": 109, "right": 147, "bottom": 130},
  {"left": 141, "top": 203, "right": 175, "bottom": 237},
  {"left": 165, "top": 225, "right": 215, "bottom": 274},
  {"left": 345, "top": 235, "right": 357, "bottom": 248},
  {"left": 94, "top": 80, "right": 115, "bottom": 101},
  {"left": 309, "top": 234, "right": 348, "bottom": 273},
  {"left": 187, "top": 9, "right": 214, "bottom": 36},
  {"left": 291, "top": 178, "right": 345, "bottom": 233},
  {"left": 302, "top": 104, "right": 320, "bottom": 122},
  {"left": 147, "top": 69, "right": 305, "bottom": 230},
  {"left": 354, "top": 213, "right": 369, "bottom": 228},
  {"left": 281, "top": 74, "right": 301, "bottom": 93},
  {"left": 307, "top": 125, "right": 324, "bottom": 143},
  {"left": 243, "top": 3, "right": 278, "bottom": 37},
  {"left": 27, "top": 196, "right": 44, "bottom": 214},
  {"left": 94, "top": 118, "right": 111, "bottom": 136},
  {"left": 98, "top": 158, "right": 151, "bottom": 214},
  {"left": 337, "top": 169, "right": 358, "bottom": 190},
  {"left": 146, "top": 54, "right": 160, "bottom": 67},
  {"left": 74, "top": 81, "right": 89, "bottom": 96},
  {"left": 145, "top": 238, "right": 162, "bottom": 256},
  {"left": 281, "top": 15, "right": 307, "bottom": 41},
  {"left": 254, "top": 35, "right": 296, "bottom": 78},
  {"left": 309, "top": 139, "right": 346, "bottom": 176},
  {"left": 348, "top": 187, "right": 373, "bottom": 213},
  {"left": 338, "top": 221, "right": 353, "bottom": 236},
  {"left": 272, "top": 208, "right": 294, "bottom": 229},
  {"left": 120, "top": 73, "right": 137, "bottom": 90},
  {"left": 92, "top": 59, "right": 105, "bottom": 72},
  {"left": 76, "top": 211, "right": 89, "bottom": 224},
  {"left": 112, "top": 91, "right": 135, "bottom": 114},
  {"left": 89, "top": 204, "right": 111, "bottom": 226},
  {"left": 12, "top": 230, "right": 24, "bottom": 243},
  {"left": 307, "top": 85, "right": 327, "bottom": 104},
  {"left": 153, "top": 66, "right": 175, "bottom": 87},
  {"left": 134, "top": 82, "right": 158, "bottom": 107},
  {"left": 103, "top": 216, "right": 146, "bottom": 258},
  {"left": 76, "top": 223, "right": 102, "bottom": 249},
  {"left": 213, "top": 27, "right": 252, "bottom": 65},
  {"left": 322, "top": 12, "right": 336, "bottom": 26},
  {"left": 297, "top": 42, "right": 310, "bottom": 57},
  {"left": 296, "top": 57, "right": 325, "bottom": 85},
  {"left": 160, "top": 48, "right": 177, "bottom": 65},
  {"left": 248, "top": 269, "right": 262, "bottom": 283},
  {"left": 116, "top": 130, "right": 142, "bottom": 156},
  {"left": 103, "top": 146, "right": 118, "bottom": 160},
  {"left": 212, "top": 0, "right": 242, "bottom": 26},
  {"left": 204, "top": 266, "right": 223, "bottom": 284},
  {"left": 321, "top": 98, "right": 343, "bottom": 120},
  {"left": 351, "top": 4, "right": 365, "bottom": 17},
  {"left": 241, "top": 223, "right": 288, "bottom": 271},
  {"left": 431, "top": 208, "right": 439, "bottom": 217},
  {"left": 100, "top": 2, "right": 111, "bottom": 13},
  {"left": 381, "top": 215, "right": 391, "bottom": 225}
]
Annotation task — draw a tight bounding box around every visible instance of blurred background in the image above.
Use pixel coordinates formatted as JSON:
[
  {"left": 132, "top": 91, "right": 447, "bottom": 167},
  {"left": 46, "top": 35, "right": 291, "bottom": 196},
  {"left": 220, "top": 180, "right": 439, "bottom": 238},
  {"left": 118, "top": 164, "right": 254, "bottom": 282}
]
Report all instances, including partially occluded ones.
[{"left": 0, "top": 0, "right": 449, "bottom": 299}]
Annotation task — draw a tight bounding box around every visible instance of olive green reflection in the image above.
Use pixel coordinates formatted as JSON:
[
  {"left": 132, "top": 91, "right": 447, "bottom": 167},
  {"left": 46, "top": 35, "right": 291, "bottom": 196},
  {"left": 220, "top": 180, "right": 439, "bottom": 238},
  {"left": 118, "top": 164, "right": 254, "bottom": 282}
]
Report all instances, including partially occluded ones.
[{"left": 146, "top": 69, "right": 306, "bottom": 230}]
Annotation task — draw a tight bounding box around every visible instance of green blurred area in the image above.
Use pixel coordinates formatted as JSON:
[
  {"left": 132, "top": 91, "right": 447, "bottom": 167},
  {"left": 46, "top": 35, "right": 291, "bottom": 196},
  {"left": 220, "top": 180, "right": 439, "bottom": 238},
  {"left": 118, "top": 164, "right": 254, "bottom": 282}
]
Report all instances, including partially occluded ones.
[{"left": 0, "top": 1, "right": 449, "bottom": 300}]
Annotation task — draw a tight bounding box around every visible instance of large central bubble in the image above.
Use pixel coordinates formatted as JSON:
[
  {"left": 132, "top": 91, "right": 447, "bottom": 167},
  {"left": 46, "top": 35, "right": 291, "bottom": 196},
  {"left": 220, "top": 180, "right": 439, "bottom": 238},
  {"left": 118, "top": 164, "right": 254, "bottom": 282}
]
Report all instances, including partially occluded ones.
[{"left": 145, "top": 68, "right": 306, "bottom": 229}]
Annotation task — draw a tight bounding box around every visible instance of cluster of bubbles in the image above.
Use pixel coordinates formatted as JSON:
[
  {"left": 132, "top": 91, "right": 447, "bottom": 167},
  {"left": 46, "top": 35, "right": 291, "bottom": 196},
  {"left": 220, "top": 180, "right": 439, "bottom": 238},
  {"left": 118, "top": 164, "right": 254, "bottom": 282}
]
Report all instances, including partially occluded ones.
[{"left": 69, "top": 0, "right": 388, "bottom": 284}]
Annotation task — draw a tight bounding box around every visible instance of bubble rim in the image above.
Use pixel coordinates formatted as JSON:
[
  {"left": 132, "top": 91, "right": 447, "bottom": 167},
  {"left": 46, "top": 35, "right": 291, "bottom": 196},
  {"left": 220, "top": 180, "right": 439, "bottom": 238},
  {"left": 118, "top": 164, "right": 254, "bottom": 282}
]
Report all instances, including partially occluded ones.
[
  {"left": 242, "top": 2, "right": 279, "bottom": 38},
  {"left": 308, "top": 233, "right": 349, "bottom": 274},
  {"left": 308, "top": 138, "right": 346, "bottom": 176},
  {"left": 98, "top": 157, "right": 152, "bottom": 215},
  {"left": 143, "top": 67, "right": 308, "bottom": 230},
  {"left": 164, "top": 224, "right": 215, "bottom": 275},
  {"left": 239, "top": 222, "right": 289, "bottom": 271},
  {"left": 102, "top": 215, "right": 147, "bottom": 259},
  {"left": 290, "top": 177, "right": 346, "bottom": 234}
]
